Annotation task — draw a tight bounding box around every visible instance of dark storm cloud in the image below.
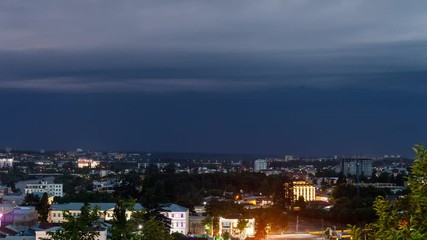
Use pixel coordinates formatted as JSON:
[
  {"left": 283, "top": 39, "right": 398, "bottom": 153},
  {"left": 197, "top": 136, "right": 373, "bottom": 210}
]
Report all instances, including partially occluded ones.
[
  {"left": 1, "top": 0, "right": 427, "bottom": 155},
  {"left": 1, "top": 1, "right": 427, "bottom": 93}
]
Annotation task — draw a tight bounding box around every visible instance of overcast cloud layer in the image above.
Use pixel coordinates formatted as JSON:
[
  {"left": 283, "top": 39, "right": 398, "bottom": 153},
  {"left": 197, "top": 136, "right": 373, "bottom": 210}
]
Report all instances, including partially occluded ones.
[
  {"left": 1, "top": 1, "right": 427, "bottom": 155},
  {"left": 1, "top": 0, "right": 427, "bottom": 92}
]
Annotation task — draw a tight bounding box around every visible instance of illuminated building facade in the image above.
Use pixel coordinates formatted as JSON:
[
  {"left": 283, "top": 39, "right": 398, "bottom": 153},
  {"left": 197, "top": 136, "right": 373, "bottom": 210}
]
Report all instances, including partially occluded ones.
[
  {"left": 77, "top": 158, "right": 100, "bottom": 168},
  {"left": 291, "top": 180, "right": 316, "bottom": 202}
]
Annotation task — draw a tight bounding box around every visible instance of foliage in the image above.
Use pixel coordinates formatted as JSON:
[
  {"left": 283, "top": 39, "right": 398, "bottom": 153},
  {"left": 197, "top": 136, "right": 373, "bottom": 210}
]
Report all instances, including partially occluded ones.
[
  {"left": 237, "top": 218, "right": 249, "bottom": 239},
  {"left": 170, "top": 232, "right": 186, "bottom": 240},
  {"left": 44, "top": 203, "right": 102, "bottom": 240},
  {"left": 0, "top": 167, "right": 29, "bottom": 190},
  {"left": 37, "top": 192, "right": 50, "bottom": 223},
  {"left": 253, "top": 217, "right": 267, "bottom": 240},
  {"left": 250, "top": 207, "right": 288, "bottom": 235},
  {"left": 140, "top": 171, "right": 287, "bottom": 210},
  {"left": 55, "top": 191, "right": 118, "bottom": 203},
  {"left": 205, "top": 199, "right": 245, "bottom": 217},
  {"left": 324, "top": 184, "right": 386, "bottom": 224},
  {"left": 222, "top": 231, "right": 231, "bottom": 240},
  {"left": 55, "top": 174, "right": 92, "bottom": 194},
  {"left": 110, "top": 199, "right": 137, "bottom": 240},
  {"left": 351, "top": 145, "right": 427, "bottom": 239},
  {"left": 23, "top": 193, "right": 40, "bottom": 206},
  {"left": 138, "top": 216, "right": 171, "bottom": 240},
  {"left": 113, "top": 171, "right": 143, "bottom": 201}
]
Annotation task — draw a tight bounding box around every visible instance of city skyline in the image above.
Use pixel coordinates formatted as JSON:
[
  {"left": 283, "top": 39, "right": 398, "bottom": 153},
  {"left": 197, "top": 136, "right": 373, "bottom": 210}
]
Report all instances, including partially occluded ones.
[{"left": 1, "top": 1, "right": 427, "bottom": 155}]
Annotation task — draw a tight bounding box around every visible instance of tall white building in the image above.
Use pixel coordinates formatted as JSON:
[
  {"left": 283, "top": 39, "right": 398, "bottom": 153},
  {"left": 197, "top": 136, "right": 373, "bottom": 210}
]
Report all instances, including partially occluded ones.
[
  {"left": 254, "top": 159, "right": 267, "bottom": 172},
  {"left": 25, "top": 180, "right": 63, "bottom": 197},
  {"left": 161, "top": 204, "right": 189, "bottom": 235}
]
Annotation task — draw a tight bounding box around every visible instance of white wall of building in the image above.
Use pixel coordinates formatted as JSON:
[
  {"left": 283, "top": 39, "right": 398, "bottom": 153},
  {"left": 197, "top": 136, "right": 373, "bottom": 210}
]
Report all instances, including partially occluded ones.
[{"left": 25, "top": 181, "right": 63, "bottom": 197}]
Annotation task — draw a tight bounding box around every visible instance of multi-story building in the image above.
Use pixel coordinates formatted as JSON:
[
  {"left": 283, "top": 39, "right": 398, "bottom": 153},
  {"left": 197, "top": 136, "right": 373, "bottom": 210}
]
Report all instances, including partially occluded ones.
[
  {"left": 290, "top": 180, "right": 316, "bottom": 202},
  {"left": 2, "top": 206, "right": 38, "bottom": 227},
  {"left": 49, "top": 202, "right": 143, "bottom": 223},
  {"left": 218, "top": 217, "right": 255, "bottom": 238},
  {"left": 92, "top": 180, "right": 117, "bottom": 193},
  {"left": 161, "top": 204, "right": 189, "bottom": 235},
  {"left": 77, "top": 158, "right": 100, "bottom": 168},
  {"left": 339, "top": 158, "right": 372, "bottom": 177},
  {"left": 254, "top": 159, "right": 267, "bottom": 172},
  {"left": 25, "top": 181, "right": 63, "bottom": 197}
]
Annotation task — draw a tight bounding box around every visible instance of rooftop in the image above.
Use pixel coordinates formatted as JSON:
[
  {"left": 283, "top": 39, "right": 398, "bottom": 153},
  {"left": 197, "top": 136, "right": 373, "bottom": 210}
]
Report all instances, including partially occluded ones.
[
  {"left": 50, "top": 202, "right": 144, "bottom": 211},
  {"left": 161, "top": 203, "right": 188, "bottom": 212}
]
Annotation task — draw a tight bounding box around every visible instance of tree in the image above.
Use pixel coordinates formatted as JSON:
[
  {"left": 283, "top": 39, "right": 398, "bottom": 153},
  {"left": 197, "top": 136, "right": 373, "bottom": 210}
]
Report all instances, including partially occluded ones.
[
  {"left": 139, "top": 216, "right": 171, "bottom": 240},
  {"left": 237, "top": 218, "right": 249, "bottom": 239},
  {"left": 222, "top": 231, "right": 231, "bottom": 240},
  {"left": 163, "top": 163, "right": 176, "bottom": 174},
  {"left": 23, "top": 193, "right": 40, "bottom": 206},
  {"left": 351, "top": 145, "right": 427, "bottom": 239},
  {"left": 110, "top": 200, "right": 136, "bottom": 240},
  {"left": 37, "top": 192, "right": 50, "bottom": 223},
  {"left": 44, "top": 204, "right": 102, "bottom": 240},
  {"left": 254, "top": 218, "right": 267, "bottom": 240},
  {"left": 202, "top": 216, "right": 213, "bottom": 236},
  {"left": 114, "top": 172, "right": 143, "bottom": 200}
]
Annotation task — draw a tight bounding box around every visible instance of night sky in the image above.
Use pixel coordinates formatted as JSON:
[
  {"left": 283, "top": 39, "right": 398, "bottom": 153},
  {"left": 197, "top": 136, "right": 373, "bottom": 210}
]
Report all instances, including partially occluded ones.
[{"left": 1, "top": 1, "right": 427, "bottom": 156}]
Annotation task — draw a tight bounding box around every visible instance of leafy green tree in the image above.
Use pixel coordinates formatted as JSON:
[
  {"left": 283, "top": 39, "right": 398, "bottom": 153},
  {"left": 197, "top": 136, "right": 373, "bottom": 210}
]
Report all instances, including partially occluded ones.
[
  {"left": 351, "top": 145, "right": 427, "bottom": 239},
  {"left": 44, "top": 204, "right": 102, "bottom": 240}
]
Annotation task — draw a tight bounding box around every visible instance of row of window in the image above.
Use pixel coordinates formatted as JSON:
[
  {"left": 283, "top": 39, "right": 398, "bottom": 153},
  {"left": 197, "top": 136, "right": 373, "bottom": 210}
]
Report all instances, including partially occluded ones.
[{"left": 172, "top": 221, "right": 185, "bottom": 228}]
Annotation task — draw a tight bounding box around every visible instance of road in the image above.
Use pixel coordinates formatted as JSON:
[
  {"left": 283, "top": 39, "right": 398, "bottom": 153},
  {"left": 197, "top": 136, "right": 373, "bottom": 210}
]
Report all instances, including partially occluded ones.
[{"left": 267, "top": 233, "right": 324, "bottom": 239}]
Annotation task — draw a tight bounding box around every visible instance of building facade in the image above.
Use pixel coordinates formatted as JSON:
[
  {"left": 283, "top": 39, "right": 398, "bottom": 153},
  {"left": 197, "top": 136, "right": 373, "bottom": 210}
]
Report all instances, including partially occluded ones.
[
  {"left": 340, "top": 158, "right": 372, "bottom": 177},
  {"left": 218, "top": 217, "right": 255, "bottom": 238},
  {"left": 2, "top": 206, "right": 38, "bottom": 227},
  {"left": 161, "top": 204, "right": 189, "bottom": 235},
  {"left": 49, "top": 202, "right": 143, "bottom": 223},
  {"left": 24, "top": 181, "right": 63, "bottom": 197},
  {"left": 77, "top": 158, "right": 100, "bottom": 168},
  {"left": 291, "top": 180, "right": 316, "bottom": 202},
  {"left": 254, "top": 159, "right": 267, "bottom": 172}
]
